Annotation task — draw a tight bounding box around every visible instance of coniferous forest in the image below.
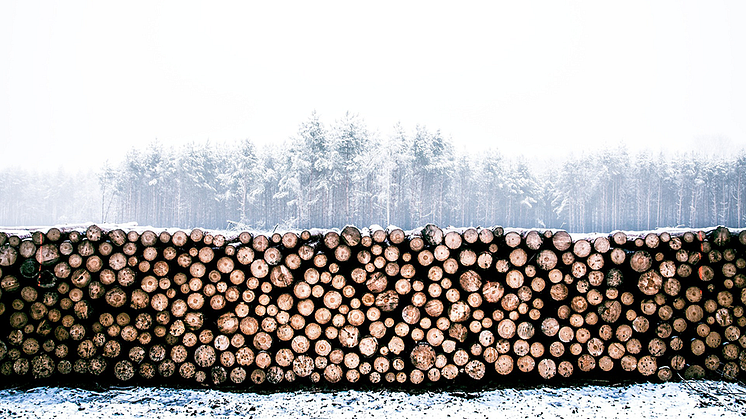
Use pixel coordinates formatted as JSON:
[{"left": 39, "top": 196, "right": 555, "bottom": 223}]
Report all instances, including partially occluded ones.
[{"left": 1, "top": 112, "right": 745, "bottom": 233}]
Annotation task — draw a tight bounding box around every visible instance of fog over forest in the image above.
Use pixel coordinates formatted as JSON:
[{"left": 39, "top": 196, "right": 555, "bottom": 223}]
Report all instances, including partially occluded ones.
[{"left": 1, "top": 112, "right": 743, "bottom": 233}]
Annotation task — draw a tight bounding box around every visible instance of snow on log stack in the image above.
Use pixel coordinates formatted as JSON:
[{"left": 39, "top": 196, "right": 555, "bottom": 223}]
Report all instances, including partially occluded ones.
[{"left": 0, "top": 224, "right": 745, "bottom": 388}]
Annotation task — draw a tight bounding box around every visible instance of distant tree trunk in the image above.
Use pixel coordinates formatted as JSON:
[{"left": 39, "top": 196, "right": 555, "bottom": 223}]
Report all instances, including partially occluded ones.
[
  {"left": 738, "top": 172, "right": 743, "bottom": 227},
  {"left": 656, "top": 181, "right": 662, "bottom": 229}
]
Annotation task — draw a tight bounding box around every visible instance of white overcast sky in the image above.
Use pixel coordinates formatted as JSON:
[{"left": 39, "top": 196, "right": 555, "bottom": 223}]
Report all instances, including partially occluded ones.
[{"left": 1, "top": 1, "right": 745, "bottom": 170}]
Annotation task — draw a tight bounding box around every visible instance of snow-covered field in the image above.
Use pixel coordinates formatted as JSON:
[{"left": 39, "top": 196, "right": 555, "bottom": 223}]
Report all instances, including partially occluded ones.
[{"left": 1, "top": 381, "right": 745, "bottom": 419}]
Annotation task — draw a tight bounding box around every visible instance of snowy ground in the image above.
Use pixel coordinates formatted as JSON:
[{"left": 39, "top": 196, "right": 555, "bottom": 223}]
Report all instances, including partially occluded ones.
[{"left": 1, "top": 381, "right": 745, "bottom": 419}]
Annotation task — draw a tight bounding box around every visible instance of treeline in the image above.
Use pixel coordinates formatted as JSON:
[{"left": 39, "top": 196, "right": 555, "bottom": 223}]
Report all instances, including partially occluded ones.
[
  {"left": 1, "top": 112, "right": 745, "bottom": 232},
  {"left": 0, "top": 167, "right": 100, "bottom": 227}
]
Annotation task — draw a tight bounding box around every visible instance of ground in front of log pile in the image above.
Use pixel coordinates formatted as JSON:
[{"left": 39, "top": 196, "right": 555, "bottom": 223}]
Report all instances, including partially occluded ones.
[{"left": 0, "top": 381, "right": 745, "bottom": 419}]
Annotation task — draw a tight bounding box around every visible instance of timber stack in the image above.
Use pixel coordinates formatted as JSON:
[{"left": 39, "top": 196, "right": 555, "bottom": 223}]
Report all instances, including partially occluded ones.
[{"left": 0, "top": 224, "right": 745, "bottom": 388}]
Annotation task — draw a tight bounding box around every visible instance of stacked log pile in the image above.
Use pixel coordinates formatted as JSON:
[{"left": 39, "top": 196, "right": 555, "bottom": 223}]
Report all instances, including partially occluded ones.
[{"left": 0, "top": 224, "right": 745, "bottom": 388}]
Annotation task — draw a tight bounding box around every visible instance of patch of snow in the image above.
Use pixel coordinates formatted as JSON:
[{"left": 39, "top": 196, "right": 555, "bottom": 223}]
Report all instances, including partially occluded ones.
[{"left": 0, "top": 381, "right": 744, "bottom": 419}]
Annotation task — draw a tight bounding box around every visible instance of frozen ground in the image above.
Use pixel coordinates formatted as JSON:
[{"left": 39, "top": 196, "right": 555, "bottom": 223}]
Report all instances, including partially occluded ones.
[{"left": 1, "top": 381, "right": 745, "bottom": 419}]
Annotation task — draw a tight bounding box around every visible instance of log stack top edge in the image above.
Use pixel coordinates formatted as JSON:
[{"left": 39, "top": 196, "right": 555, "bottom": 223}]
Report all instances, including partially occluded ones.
[{"left": 3, "top": 223, "right": 742, "bottom": 244}]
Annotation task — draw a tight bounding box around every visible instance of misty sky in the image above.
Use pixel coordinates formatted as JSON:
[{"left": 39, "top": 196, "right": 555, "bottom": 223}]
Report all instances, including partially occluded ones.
[{"left": 1, "top": 1, "right": 745, "bottom": 170}]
